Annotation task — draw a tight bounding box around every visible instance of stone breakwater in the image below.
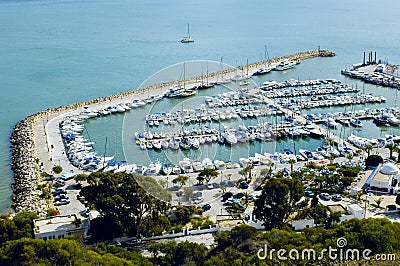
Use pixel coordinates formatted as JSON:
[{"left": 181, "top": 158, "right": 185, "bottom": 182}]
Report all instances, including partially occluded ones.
[{"left": 9, "top": 50, "right": 334, "bottom": 216}]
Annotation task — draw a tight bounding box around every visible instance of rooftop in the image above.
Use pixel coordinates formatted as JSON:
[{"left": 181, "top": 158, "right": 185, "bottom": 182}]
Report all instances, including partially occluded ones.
[
  {"left": 34, "top": 215, "right": 81, "bottom": 235},
  {"left": 373, "top": 171, "right": 392, "bottom": 182},
  {"left": 327, "top": 204, "right": 349, "bottom": 215},
  {"left": 380, "top": 162, "right": 399, "bottom": 175},
  {"left": 347, "top": 204, "right": 364, "bottom": 212}
]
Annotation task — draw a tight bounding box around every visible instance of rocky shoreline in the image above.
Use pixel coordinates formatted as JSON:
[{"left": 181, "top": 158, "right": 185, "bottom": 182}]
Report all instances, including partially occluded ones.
[{"left": 9, "top": 49, "right": 335, "bottom": 216}]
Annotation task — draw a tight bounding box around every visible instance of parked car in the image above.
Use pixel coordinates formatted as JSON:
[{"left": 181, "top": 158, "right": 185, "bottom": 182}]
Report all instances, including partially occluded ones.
[
  {"left": 234, "top": 192, "right": 245, "bottom": 199},
  {"left": 332, "top": 194, "right": 342, "bottom": 201},
  {"left": 54, "top": 199, "right": 70, "bottom": 206},
  {"left": 106, "top": 240, "right": 122, "bottom": 246},
  {"left": 54, "top": 195, "right": 69, "bottom": 201},
  {"left": 320, "top": 193, "right": 331, "bottom": 200},
  {"left": 304, "top": 190, "right": 314, "bottom": 197},
  {"left": 194, "top": 197, "right": 204, "bottom": 204},
  {"left": 207, "top": 183, "right": 213, "bottom": 189},
  {"left": 222, "top": 192, "right": 233, "bottom": 201},
  {"left": 52, "top": 188, "right": 66, "bottom": 196},
  {"left": 124, "top": 238, "right": 142, "bottom": 247},
  {"left": 239, "top": 181, "right": 249, "bottom": 189},
  {"left": 202, "top": 203, "right": 211, "bottom": 211}
]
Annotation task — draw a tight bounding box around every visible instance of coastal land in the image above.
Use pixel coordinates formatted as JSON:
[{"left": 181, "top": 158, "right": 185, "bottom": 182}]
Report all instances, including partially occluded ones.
[{"left": 10, "top": 49, "right": 334, "bottom": 216}]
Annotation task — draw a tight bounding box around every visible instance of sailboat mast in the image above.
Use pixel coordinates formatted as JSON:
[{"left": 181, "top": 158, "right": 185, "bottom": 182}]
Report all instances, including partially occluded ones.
[{"left": 187, "top": 23, "right": 190, "bottom": 38}]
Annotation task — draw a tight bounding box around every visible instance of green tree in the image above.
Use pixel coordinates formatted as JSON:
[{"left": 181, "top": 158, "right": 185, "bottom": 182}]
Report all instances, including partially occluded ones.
[
  {"left": 172, "top": 175, "right": 189, "bottom": 187},
  {"left": 80, "top": 172, "right": 170, "bottom": 239},
  {"left": 197, "top": 168, "right": 219, "bottom": 184},
  {"left": 239, "top": 165, "right": 254, "bottom": 182},
  {"left": 309, "top": 204, "right": 328, "bottom": 225},
  {"left": 365, "top": 143, "right": 373, "bottom": 158},
  {"left": 253, "top": 177, "right": 304, "bottom": 230},
  {"left": 52, "top": 165, "right": 62, "bottom": 174},
  {"left": 0, "top": 212, "right": 38, "bottom": 244},
  {"left": 288, "top": 158, "right": 296, "bottom": 173},
  {"left": 346, "top": 153, "right": 354, "bottom": 162},
  {"left": 375, "top": 197, "right": 384, "bottom": 208},
  {"left": 396, "top": 194, "right": 400, "bottom": 206},
  {"left": 73, "top": 173, "right": 87, "bottom": 184},
  {"left": 328, "top": 211, "right": 341, "bottom": 228},
  {"left": 310, "top": 193, "right": 319, "bottom": 207},
  {"left": 386, "top": 143, "right": 396, "bottom": 159},
  {"left": 365, "top": 154, "right": 383, "bottom": 168}
]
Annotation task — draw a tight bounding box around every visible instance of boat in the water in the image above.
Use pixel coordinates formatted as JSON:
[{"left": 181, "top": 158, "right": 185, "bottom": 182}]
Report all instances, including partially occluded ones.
[
  {"left": 274, "top": 59, "right": 298, "bottom": 71},
  {"left": 162, "top": 163, "right": 173, "bottom": 175},
  {"left": 350, "top": 118, "right": 363, "bottom": 127},
  {"left": 179, "top": 158, "right": 194, "bottom": 173},
  {"left": 180, "top": 23, "right": 194, "bottom": 43}
]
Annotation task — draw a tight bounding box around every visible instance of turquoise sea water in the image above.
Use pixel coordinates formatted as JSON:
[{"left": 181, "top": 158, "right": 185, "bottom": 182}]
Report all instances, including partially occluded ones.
[{"left": 1, "top": 0, "right": 400, "bottom": 213}]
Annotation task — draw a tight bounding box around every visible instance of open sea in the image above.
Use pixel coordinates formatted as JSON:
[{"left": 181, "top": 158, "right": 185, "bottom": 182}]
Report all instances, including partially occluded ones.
[{"left": 1, "top": 0, "right": 400, "bottom": 213}]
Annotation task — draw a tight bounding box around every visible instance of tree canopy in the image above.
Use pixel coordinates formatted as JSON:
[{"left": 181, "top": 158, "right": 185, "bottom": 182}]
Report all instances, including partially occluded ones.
[
  {"left": 253, "top": 177, "right": 304, "bottom": 230},
  {"left": 80, "top": 172, "right": 170, "bottom": 240}
]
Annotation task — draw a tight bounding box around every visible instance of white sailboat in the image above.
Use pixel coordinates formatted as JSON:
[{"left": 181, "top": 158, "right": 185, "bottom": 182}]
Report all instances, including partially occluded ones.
[{"left": 180, "top": 23, "right": 194, "bottom": 43}]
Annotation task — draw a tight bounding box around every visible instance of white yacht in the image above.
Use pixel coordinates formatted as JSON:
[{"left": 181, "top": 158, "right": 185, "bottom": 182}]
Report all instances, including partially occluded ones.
[
  {"left": 326, "top": 118, "right": 338, "bottom": 128},
  {"left": 202, "top": 158, "right": 215, "bottom": 169},
  {"left": 179, "top": 158, "right": 193, "bottom": 173},
  {"left": 275, "top": 59, "right": 298, "bottom": 71},
  {"left": 223, "top": 131, "right": 238, "bottom": 145},
  {"left": 192, "top": 160, "right": 204, "bottom": 172}
]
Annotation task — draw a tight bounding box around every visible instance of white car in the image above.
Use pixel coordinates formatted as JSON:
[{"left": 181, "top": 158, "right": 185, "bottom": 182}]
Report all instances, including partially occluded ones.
[
  {"left": 207, "top": 183, "right": 213, "bottom": 189},
  {"left": 320, "top": 193, "right": 331, "bottom": 200},
  {"left": 194, "top": 197, "right": 204, "bottom": 204},
  {"left": 332, "top": 194, "right": 342, "bottom": 201}
]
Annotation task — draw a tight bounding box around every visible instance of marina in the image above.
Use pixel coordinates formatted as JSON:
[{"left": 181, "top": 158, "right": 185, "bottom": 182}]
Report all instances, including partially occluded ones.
[{"left": 8, "top": 47, "right": 400, "bottom": 215}]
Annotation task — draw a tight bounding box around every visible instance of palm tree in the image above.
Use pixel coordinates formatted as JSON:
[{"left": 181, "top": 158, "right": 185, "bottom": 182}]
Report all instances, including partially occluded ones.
[
  {"left": 385, "top": 142, "right": 396, "bottom": 160},
  {"left": 172, "top": 174, "right": 189, "bottom": 187},
  {"left": 288, "top": 159, "right": 296, "bottom": 173},
  {"left": 328, "top": 155, "right": 335, "bottom": 165},
  {"left": 346, "top": 153, "right": 354, "bottom": 162},
  {"left": 394, "top": 146, "right": 400, "bottom": 163},
  {"left": 365, "top": 143, "right": 373, "bottom": 158}
]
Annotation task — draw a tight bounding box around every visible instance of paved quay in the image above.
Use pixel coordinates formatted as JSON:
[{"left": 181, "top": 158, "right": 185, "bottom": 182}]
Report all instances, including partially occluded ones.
[{"left": 10, "top": 50, "right": 335, "bottom": 216}]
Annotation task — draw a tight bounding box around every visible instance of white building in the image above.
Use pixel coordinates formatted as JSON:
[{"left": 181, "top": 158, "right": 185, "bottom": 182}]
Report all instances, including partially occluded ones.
[
  {"left": 370, "top": 163, "right": 400, "bottom": 194},
  {"left": 291, "top": 218, "right": 315, "bottom": 231},
  {"left": 33, "top": 214, "right": 88, "bottom": 241}
]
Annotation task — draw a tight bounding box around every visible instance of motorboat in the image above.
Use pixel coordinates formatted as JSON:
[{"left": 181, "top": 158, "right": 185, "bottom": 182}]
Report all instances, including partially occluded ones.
[
  {"left": 350, "top": 118, "right": 363, "bottom": 127},
  {"left": 252, "top": 66, "right": 272, "bottom": 76},
  {"left": 190, "top": 138, "right": 200, "bottom": 149},
  {"left": 214, "top": 160, "right": 226, "bottom": 170},
  {"left": 299, "top": 149, "right": 313, "bottom": 160},
  {"left": 179, "top": 158, "right": 193, "bottom": 173},
  {"left": 239, "top": 157, "right": 250, "bottom": 167},
  {"left": 304, "top": 125, "right": 324, "bottom": 138},
  {"left": 274, "top": 59, "right": 298, "bottom": 71},
  {"left": 373, "top": 116, "right": 390, "bottom": 126},
  {"left": 162, "top": 163, "right": 173, "bottom": 175},
  {"left": 172, "top": 165, "right": 181, "bottom": 175},
  {"left": 202, "top": 158, "right": 215, "bottom": 169},
  {"left": 223, "top": 131, "right": 238, "bottom": 145},
  {"left": 152, "top": 140, "right": 162, "bottom": 150},
  {"left": 169, "top": 138, "right": 180, "bottom": 150},
  {"left": 326, "top": 118, "right": 338, "bottom": 128},
  {"left": 192, "top": 160, "right": 204, "bottom": 172}
]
